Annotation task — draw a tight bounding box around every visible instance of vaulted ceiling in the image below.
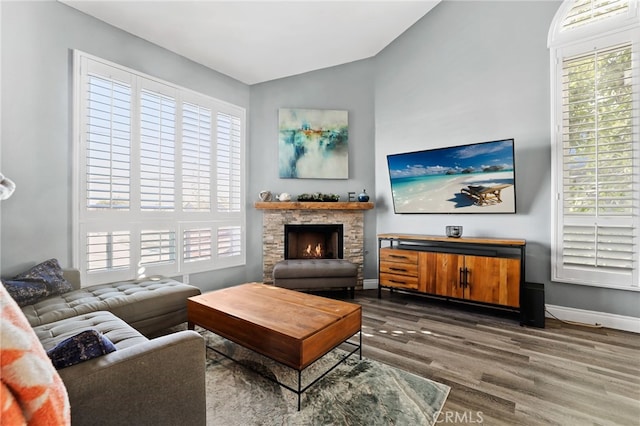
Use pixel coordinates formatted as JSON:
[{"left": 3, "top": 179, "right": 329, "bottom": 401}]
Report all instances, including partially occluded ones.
[{"left": 61, "top": 1, "right": 440, "bottom": 84}]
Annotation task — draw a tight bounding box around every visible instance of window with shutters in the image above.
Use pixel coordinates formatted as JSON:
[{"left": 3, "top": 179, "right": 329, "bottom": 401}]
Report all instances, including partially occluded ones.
[
  {"left": 549, "top": 0, "right": 640, "bottom": 289},
  {"left": 73, "top": 51, "right": 245, "bottom": 285}
]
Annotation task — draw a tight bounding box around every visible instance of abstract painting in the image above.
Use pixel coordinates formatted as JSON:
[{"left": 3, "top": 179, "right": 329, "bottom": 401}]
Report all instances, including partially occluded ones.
[{"left": 279, "top": 108, "right": 348, "bottom": 179}]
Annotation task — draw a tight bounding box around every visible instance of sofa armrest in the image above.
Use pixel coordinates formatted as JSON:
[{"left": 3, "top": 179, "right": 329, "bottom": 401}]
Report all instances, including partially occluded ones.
[
  {"left": 58, "top": 330, "right": 206, "bottom": 426},
  {"left": 62, "top": 269, "right": 81, "bottom": 291}
]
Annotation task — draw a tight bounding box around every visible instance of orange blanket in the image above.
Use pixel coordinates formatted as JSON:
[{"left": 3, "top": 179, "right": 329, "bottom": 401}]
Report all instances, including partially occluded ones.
[{"left": 1, "top": 283, "right": 70, "bottom": 425}]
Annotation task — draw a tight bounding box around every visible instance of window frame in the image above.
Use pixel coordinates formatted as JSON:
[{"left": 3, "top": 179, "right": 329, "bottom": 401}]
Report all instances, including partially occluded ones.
[
  {"left": 72, "top": 50, "right": 246, "bottom": 286},
  {"left": 549, "top": 0, "right": 640, "bottom": 291}
]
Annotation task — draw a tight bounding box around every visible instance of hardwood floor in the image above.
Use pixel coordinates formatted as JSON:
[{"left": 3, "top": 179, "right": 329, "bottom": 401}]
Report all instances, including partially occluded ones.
[{"left": 338, "top": 289, "right": 640, "bottom": 426}]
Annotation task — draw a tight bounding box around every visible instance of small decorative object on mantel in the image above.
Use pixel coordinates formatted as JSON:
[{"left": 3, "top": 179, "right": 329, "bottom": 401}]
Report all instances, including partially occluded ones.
[
  {"left": 445, "top": 225, "right": 463, "bottom": 238},
  {"left": 297, "top": 193, "right": 340, "bottom": 202},
  {"left": 258, "top": 190, "right": 272, "bottom": 202},
  {"left": 347, "top": 192, "right": 356, "bottom": 202},
  {"left": 276, "top": 192, "right": 291, "bottom": 202},
  {"left": 358, "top": 190, "right": 370, "bottom": 202}
]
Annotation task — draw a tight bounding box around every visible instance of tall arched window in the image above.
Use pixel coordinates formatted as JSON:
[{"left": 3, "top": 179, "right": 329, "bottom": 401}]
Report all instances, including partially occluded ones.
[{"left": 549, "top": 0, "right": 640, "bottom": 289}]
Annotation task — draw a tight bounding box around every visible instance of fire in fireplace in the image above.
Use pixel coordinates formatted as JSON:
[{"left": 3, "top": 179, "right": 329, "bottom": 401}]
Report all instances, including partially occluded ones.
[{"left": 284, "top": 224, "right": 343, "bottom": 259}]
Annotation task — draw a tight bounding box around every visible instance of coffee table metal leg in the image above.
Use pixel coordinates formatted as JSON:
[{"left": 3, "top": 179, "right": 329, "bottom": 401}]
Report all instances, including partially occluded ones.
[
  {"left": 297, "top": 370, "right": 302, "bottom": 411},
  {"left": 206, "top": 330, "right": 361, "bottom": 411}
]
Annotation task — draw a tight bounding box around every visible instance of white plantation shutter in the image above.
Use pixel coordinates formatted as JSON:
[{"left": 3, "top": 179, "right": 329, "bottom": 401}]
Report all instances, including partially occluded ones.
[
  {"left": 562, "top": 224, "right": 634, "bottom": 269},
  {"left": 217, "top": 112, "right": 242, "bottom": 213},
  {"left": 561, "top": 45, "right": 635, "bottom": 215},
  {"left": 562, "top": 0, "right": 630, "bottom": 30},
  {"left": 140, "top": 89, "right": 176, "bottom": 211},
  {"left": 217, "top": 226, "right": 242, "bottom": 259},
  {"left": 550, "top": 0, "right": 639, "bottom": 289},
  {"left": 86, "top": 75, "right": 131, "bottom": 210},
  {"left": 182, "top": 102, "right": 211, "bottom": 212},
  {"left": 74, "top": 51, "right": 245, "bottom": 285},
  {"left": 140, "top": 229, "right": 176, "bottom": 266},
  {"left": 86, "top": 231, "right": 131, "bottom": 273},
  {"left": 183, "top": 228, "right": 212, "bottom": 262}
]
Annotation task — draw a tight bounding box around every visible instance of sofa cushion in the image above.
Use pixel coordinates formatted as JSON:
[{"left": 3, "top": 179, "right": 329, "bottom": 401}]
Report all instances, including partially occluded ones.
[
  {"left": 21, "top": 277, "right": 201, "bottom": 333},
  {"left": 34, "top": 311, "right": 148, "bottom": 352},
  {"left": 47, "top": 329, "right": 117, "bottom": 369},
  {"left": 2, "top": 278, "right": 49, "bottom": 307},
  {"left": 273, "top": 259, "right": 358, "bottom": 278},
  {"left": 13, "top": 258, "right": 73, "bottom": 296}
]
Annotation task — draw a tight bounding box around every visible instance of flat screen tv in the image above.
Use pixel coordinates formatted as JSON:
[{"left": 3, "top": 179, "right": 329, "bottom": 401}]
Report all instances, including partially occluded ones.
[{"left": 387, "top": 138, "right": 516, "bottom": 214}]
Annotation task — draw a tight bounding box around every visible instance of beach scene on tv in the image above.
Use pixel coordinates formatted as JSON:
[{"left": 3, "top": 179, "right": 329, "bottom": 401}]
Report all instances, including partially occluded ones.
[{"left": 387, "top": 140, "right": 516, "bottom": 214}]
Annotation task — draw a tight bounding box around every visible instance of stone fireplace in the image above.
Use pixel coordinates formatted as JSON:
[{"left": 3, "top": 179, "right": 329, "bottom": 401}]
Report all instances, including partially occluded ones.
[{"left": 255, "top": 201, "right": 373, "bottom": 287}]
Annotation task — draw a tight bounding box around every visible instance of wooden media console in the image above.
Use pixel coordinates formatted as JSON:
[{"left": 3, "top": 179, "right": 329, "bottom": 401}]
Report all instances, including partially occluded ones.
[{"left": 377, "top": 233, "right": 542, "bottom": 327}]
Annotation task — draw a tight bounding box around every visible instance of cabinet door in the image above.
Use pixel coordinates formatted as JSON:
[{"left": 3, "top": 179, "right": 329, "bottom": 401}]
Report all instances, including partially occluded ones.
[
  {"left": 418, "top": 251, "right": 438, "bottom": 293},
  {"left": 435, "top": 253, "right": 465, "bottom": 298},
  {"left": 464, "top": 255, "right": 521, "bottom": 307}
]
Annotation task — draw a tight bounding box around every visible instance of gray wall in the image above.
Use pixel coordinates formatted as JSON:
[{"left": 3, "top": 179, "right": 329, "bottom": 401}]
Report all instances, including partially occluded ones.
[
  {"left": 374, "top": 0, "right": 639, "bottom": 318},
  {"left": 0, "top": 1, "right": 251, "bottom": 290},
  {"left": 248, "top": 61, "right": 377, "bottom": 281}
]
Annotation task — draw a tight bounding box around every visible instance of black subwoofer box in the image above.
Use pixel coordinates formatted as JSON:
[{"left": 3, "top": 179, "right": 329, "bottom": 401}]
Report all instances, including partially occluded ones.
[{"left": 520, "top": 282, "right": 545, "bottom": 328}]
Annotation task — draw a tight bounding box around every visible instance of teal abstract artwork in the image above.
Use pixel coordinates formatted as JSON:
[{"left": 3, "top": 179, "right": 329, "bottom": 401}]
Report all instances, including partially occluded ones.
[{"left": 279, "top": 108, "right": 348, "bottom": 179}]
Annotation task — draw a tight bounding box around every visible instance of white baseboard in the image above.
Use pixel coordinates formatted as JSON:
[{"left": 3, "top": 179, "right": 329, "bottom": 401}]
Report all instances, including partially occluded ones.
[
  {"left": 362, "top": 279, "right": 378, "bottom": 290},
  {"left": 545, "top": 304, "right": 640, "bottom": 334}
]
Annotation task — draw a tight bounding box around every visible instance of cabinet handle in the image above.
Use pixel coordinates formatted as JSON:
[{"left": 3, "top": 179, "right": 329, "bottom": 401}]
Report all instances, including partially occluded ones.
[
  {"left": 465, "top": 268, "right": 470, "bottom": 289},
  {"left": 389, "top": 267, "right": 407, "bottom": 272},
  {"left": 459, "top": 267, "right": 470, "bottom": 288},
  {"left": 389, "top": 255, "right": 409, "bottom": 260},
  {"left": 389, "top": 279, "right": 407, "bottom": 284}
]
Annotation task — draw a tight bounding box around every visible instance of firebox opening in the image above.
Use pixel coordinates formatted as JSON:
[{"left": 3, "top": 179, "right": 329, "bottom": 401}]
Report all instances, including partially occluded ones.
[{"left": 284, "top": 224, "right": 343, "bottom": 260}]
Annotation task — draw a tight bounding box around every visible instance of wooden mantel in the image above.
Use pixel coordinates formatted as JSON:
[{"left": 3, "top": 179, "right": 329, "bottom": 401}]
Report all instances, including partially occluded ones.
[{"left": 255, "top": 201, "right": 374, "bottom": 210}]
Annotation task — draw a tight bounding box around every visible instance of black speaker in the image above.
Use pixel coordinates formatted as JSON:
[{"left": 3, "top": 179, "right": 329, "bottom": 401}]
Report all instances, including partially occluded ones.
[{"left": 521, "top": 282, "right": 545, "bottom": 328}]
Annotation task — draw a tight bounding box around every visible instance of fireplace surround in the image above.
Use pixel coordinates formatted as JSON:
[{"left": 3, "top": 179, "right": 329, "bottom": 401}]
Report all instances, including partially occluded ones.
[{"left": 255, "top": 201, "right": 373, "bottom": 287}]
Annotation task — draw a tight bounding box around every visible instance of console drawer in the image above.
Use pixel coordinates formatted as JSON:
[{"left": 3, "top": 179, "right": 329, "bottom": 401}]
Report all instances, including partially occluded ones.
[
  {"left": 380, "top": 248, "right": 418, "bottom": 264},
  {"left": 379, "top": 261, "right": 418, "bottom": 277},
  {"left": 379, "top": 273, "right": 419, "bottom": 290}
]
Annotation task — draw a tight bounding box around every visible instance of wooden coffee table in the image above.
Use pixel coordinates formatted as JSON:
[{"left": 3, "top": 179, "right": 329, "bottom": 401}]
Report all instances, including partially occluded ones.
[{"left": 187, "top": 283, "right": 362, "bottom": 409}]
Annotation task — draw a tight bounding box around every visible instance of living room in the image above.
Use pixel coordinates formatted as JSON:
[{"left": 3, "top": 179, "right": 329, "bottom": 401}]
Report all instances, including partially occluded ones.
[
  {"left": 1, "top": 0, "right": 639, "bottom": 424},
  {"left": 3, "top": 0, "right": 638, "bottom": 330}
]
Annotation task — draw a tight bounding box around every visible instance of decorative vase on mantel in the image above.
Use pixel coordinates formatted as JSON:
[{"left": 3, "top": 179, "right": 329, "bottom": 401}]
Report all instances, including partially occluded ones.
[
  {"left": 358, "top": 190, "right": 370, "bottom": 202},
  {"left": 258, "top": 190, "right": 272, "bottom": 202},
  {"left": 277, "top": 192, "right": 291, "bottom": 202}
]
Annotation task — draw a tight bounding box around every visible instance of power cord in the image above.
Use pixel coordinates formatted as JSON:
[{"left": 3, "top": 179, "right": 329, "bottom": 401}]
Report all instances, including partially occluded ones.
[{"left": 545, "top": 308, "right": 603, "bottom": 328}]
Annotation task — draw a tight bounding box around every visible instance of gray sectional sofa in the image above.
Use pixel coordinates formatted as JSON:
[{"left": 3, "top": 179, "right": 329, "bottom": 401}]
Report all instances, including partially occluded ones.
[
  {"left": 14, "top": 269, "right": 207, "bottom": 425},
  {"left": 26, "top": 269, "right": 201, "bottom": 336}
]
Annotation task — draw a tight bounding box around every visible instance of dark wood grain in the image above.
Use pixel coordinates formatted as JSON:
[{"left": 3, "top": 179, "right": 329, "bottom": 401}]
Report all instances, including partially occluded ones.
[{"left": 330, "top": 289, "right": 640, "bottom": 426}]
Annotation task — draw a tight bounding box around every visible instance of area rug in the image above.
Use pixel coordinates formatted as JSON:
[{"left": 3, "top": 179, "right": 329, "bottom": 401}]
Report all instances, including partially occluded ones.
[{"left": 201, "top": 330, "right": 450, "bottom": 426}]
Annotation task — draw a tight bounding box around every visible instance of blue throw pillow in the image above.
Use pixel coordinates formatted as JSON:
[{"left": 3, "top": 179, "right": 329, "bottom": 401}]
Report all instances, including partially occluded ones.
[
  {"left": 1, "top": 278, "right": 49, "bottom": 307},
  {"left": 47, "top": 330, "right": 117, "bottom": 369},
  {"left": 13, "top": 258, "right": 73, "bottom": 296}
]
